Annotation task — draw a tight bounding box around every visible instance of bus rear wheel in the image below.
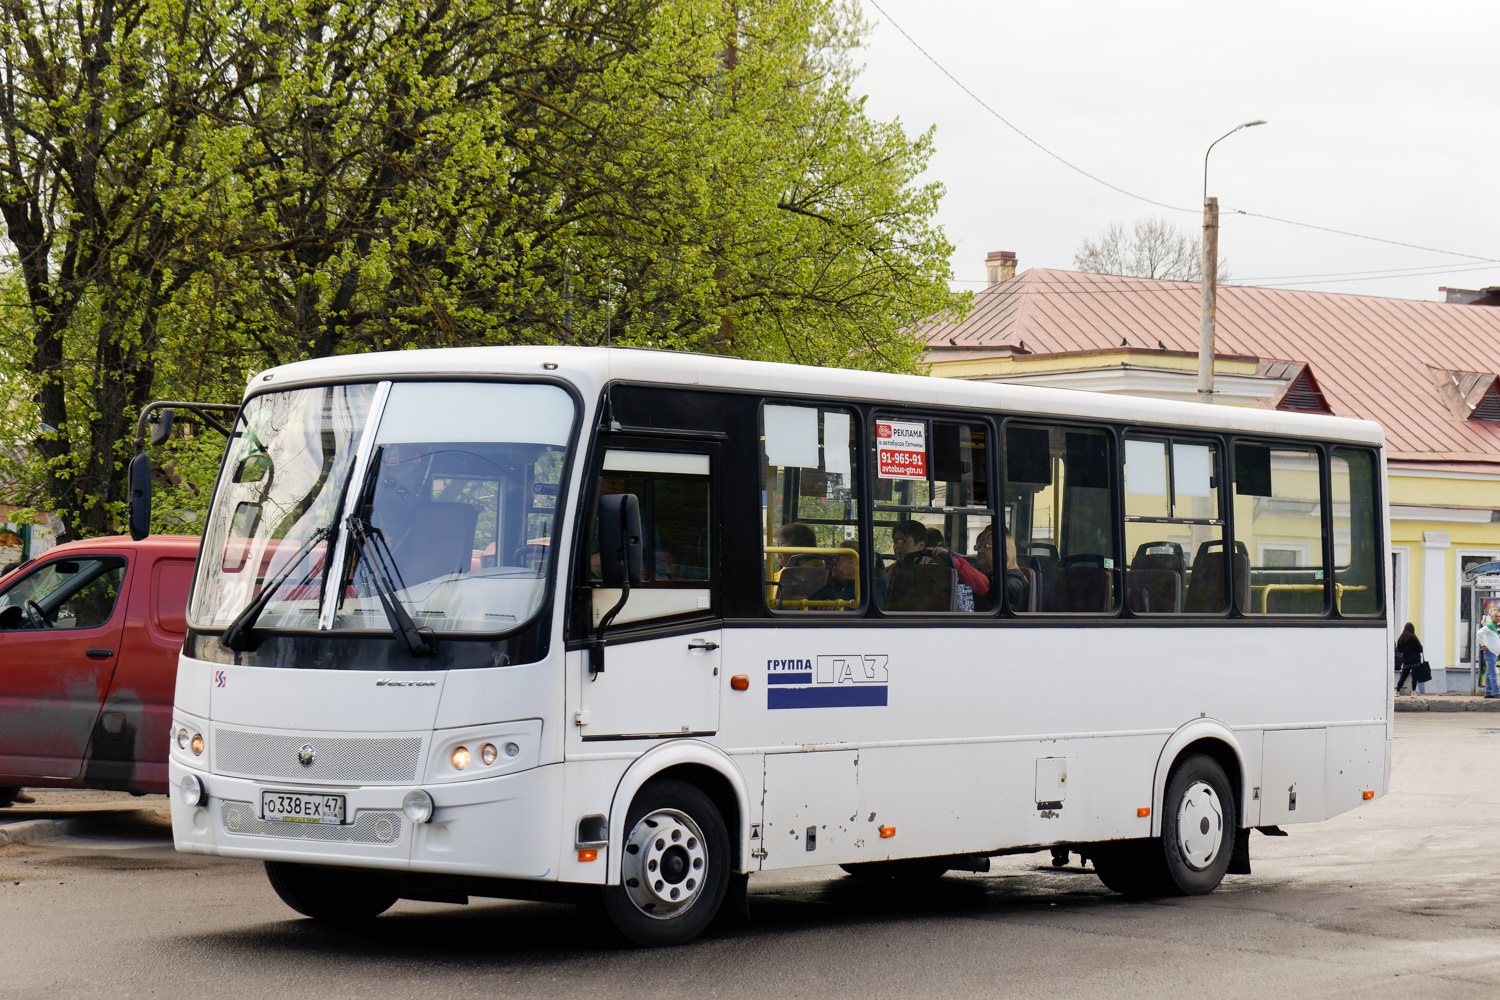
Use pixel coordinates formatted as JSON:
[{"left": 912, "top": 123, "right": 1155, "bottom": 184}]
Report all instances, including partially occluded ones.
[
  {"left": 264, "top": 861, "right": 399, "bottom": 922},
  {"left": 1093, "top": 753, "right": 1235, "bottom": 898},
  {"left": 601, "top": 779, "right": 730, "bottom": 946}
]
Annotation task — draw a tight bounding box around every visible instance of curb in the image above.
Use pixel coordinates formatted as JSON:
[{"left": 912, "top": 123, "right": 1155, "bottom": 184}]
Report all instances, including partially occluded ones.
[
  {"left": 1395, "top": 696, "right": 1500, "bottom": 713},
  {"left": 0, "top": 818, "right": 82, "bottom": 848}
]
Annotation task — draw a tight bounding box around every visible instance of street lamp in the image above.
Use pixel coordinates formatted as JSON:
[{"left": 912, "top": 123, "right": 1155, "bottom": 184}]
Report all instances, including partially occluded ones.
[{"left": 1197, "top": 119, "right": 1267, "bottom": 405}]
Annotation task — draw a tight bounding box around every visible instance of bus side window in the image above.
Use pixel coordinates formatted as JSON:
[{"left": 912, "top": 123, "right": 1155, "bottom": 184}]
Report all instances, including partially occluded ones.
[
  {"left": 589, "top": 450, "right": 714, "bottom": 627},
  {"left": 872, "top": 416, "right": 994, "bottom": 614},
  {"left": 1331, "top": 447, "right": 1381, "bottom": 616},
  {"left": 1233, "top": 442, "right": 1326, "bottom": 615},
  {"left": 762, "top": 405, "right": 862, "bottom": 613},
  {"left": 1005, "top": 423, "right": 1118, "bottom": 614},
  {"left": 1124, "top": 436, "right": 1226, "bottom": 615}
]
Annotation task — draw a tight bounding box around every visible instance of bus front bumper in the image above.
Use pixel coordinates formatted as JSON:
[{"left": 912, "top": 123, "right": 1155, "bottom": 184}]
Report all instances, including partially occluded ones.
[{"left": 169, "top": 758, "right": 564, "bottom": 880}]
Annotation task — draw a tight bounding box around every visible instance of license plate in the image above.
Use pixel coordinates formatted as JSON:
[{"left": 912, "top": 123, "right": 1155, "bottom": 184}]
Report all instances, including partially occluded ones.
[{"left": 260, "top": 791, "right": 346, "bottom": 825}]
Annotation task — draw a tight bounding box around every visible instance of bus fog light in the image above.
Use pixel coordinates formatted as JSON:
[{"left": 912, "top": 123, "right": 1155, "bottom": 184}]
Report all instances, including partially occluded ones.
[
  {"left": 179, "top": 773, "right": 204, "bottom": 807},
  {"left": 403, "top": 789, "right": 435, "bottom": 824},
  {"left": 451, "top": 746, "right": 470, "bottom": 770},
  {"left": 504, "top": 742, "right": 520, "bottom": 758},
  {"left": 190, "top": 733, "right": 204, "bottom": 756},
  {"left": 176, "top": 728, "right": 189, "bottom": 750},
  {"left": 481, "top": 743, "right": 498, "bottom": 766}
]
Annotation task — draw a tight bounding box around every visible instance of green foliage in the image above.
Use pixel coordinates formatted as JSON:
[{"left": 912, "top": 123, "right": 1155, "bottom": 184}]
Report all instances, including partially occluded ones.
[{"left": 0, "top": 0, "right": 963, "bottom": 537}]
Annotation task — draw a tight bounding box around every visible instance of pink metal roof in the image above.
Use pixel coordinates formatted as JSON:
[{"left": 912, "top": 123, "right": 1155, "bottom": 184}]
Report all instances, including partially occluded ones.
[{"left": 920, "top": 269, "right": 1500, "bottom": 468}]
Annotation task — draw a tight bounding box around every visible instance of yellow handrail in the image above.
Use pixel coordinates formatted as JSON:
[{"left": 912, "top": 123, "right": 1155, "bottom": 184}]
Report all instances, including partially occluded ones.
[{"left": 764, "top": 546, "right": 861, "bottom": 610}]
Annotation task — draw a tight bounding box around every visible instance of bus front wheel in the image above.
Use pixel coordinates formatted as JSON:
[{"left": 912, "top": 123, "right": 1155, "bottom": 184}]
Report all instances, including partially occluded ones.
[
  {"left": 1093, "top": 753, "right": 1235, "bottom": 897},
  {"left": 264, "top": 861, "right": 399, "bottom": 922},
  {"left": 601, "top": 778, "right": 730, "bottom": 946}
]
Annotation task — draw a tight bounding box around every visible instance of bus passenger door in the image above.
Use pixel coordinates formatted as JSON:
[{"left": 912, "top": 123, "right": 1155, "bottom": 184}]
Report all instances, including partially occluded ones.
[{"left": 578, "top": 444, "right": 721, "bottom": 739}]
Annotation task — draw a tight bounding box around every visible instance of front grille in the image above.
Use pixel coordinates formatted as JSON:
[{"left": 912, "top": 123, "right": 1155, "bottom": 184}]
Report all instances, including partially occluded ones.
[
  {"left": 214, "top": 729, "right": 422, "bottom": 783},
  {"left": 219, "top": 800, "right": 403, "bottom": 845}
]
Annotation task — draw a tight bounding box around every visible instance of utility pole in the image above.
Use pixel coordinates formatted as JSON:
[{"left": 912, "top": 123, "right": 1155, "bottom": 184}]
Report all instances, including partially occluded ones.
[
  {"left": 1197, "top": 119, "right": 1266, "bottom": 405},
  {"left": 1196, "top": 196, "right": 1219, "bottom": 405}
]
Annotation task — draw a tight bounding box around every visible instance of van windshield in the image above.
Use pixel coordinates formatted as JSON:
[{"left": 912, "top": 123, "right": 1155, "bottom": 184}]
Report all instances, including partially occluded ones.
[{"left": 191, "top": 381, "right": 573, "bottom": 637}]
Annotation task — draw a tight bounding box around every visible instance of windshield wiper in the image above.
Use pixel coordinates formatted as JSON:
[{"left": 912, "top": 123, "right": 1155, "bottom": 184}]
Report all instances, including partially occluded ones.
[
  {"left": 221, "top": 527, "right": 330, "bottom": 652},
  {"left": 343, "top": 514, "right": 434, "bottom": 657}
]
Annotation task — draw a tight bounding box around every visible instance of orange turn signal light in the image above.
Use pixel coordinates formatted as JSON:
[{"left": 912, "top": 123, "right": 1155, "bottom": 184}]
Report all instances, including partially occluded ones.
[
  {"left": 730, "top": 674, "right": 749, "bottom": 691},
  {"left": 1362, "top": 790, "right": 1374, "bottom": 800},
  {"left": 879, "top": 826, "right": 896, "bottom": 838},
  {"left": 578, "top": 849, "right": 598, "bottom": 862},
  {"left": 1138, "top": 807, "right": 1151, "bottom": 817}
]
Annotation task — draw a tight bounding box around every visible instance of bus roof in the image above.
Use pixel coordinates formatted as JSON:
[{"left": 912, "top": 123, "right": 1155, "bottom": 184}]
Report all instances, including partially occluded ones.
[{"left": 249, "top": 346, "right": 1386, "bottom": 448}]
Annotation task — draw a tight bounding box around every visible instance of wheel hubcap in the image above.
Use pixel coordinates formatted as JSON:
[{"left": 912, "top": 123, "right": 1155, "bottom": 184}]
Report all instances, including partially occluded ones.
[
  {"left": 1175, "top": 779, "right": 1224, "bottom": 870},
  {"left": 621, "top": 808, "right": 708, "bottom": 919}
]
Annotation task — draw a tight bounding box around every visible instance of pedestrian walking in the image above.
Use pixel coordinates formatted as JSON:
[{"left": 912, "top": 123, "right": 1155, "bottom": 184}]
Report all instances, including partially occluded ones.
[
  {"left": 1395, "top": 622, "right": 1425, "bottom": 695},
  {"left": 1478, "top": 607, "right": 1500, "bottom": 699}
]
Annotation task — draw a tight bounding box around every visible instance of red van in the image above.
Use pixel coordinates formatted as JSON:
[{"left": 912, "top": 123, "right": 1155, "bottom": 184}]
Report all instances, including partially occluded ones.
[{"left": 0, "top": 534, "right": 199, "bottom": 804}]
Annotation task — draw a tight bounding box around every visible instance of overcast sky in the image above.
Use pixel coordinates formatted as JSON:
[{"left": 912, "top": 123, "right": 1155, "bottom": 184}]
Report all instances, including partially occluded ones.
[{"left": 853, "top": 0, "right": 1500, "bottom": 301}]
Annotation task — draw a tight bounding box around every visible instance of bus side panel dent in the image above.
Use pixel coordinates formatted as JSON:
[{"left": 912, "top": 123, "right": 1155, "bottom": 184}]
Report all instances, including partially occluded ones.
[
  {"left": 1150, "top": 720, "right": 1248, "bottom": 839},
  {"left": 605, "top": 740, "right": 753, "bottom": 885}
]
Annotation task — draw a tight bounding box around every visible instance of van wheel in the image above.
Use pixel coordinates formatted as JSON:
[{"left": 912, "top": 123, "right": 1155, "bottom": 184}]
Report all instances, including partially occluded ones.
[
  {"left": 601, "top": 779, "right": 729, "bottom": 946},
  {"left": 1092, "top": 753, "right": 1235, "bottom": 897},
  {"left": 839, "top": 860, "right": 950, "bottom": 880},
  {"left": 264, "top": 861, "right": 399, "bottom": 921},
  {"left": 0, "top": 787, "right": 20, "bottom": 807}
]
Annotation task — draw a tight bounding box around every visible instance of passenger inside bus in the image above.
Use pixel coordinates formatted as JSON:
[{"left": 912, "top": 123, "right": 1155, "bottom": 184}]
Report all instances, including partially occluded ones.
[{"left": 884, "top": 519, "right": 961, "bottom": 612}]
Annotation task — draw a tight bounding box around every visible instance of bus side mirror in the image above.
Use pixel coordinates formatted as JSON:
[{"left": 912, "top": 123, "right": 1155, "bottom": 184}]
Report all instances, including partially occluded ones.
[
  {"left": 597, "top": 493, "right": 643, "bottom": 588},
  {"left": 127, "top": 452, "right": 152, "bottom": 541},
  {"left": 148, "top": 407, "right": 175, "bottom": 447}
]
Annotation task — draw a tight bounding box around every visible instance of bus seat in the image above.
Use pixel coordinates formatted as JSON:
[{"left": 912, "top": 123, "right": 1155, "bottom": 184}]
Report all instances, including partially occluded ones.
[
  {"left": 1016, "top": 566, "right": 1040, "bottom": 612},
  {"left": 1127, "top": 545, "right": 1185, "bottom": 613},
  {"left": 393, "top": 501, "right": 480, "bottom": 586},
  {"left": 1058, "top": 564, "right": 1111, "bottom": 612},
  {"left": 1184, "top": 540, "right": 1249, "bottom": 613},
  {"left": 885, "top": 563, "right": 955, "bottom": 612},
  {"left": 776, "top": 565, "right": 829, "bottom": 602},
  {"left": 1127, "top": 567, "right": 1182, "bottom": 613},
  {"left": 1026, "top": 554, "right": 1059, "bottom": 611}
]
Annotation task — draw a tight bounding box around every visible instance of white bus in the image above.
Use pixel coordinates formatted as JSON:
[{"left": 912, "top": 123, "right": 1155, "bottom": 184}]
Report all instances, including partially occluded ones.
[{"left": 157, "top": 347, "right": 1391, "bottom": 945}]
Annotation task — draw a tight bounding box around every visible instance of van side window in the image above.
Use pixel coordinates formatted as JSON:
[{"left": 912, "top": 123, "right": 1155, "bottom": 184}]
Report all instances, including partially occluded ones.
[
  {"left": 1233, "top": 442, "right": 1326, "bottom": 615},
  {"left": 1123, "top": 437, "right": 1226, "bottom": 614},
  {"left": 762, "top": 405, "right": 861, "bottom": 613},
  {"left": 0, "top": 556, "right": 127, "bottom": 630},
  {"left": 1005, "top": 423, "right": 1117, "bottom": 613}
]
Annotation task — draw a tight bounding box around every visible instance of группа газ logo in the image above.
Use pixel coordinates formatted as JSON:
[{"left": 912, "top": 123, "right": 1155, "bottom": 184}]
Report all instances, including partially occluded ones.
[{"left": 766, "top": 655, "right": 889, "bottom": 709}]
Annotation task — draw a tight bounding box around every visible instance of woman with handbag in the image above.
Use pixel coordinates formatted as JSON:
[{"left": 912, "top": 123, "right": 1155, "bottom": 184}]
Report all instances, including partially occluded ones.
[{"left": 1395, "top": 622, "right": 1425, "bottom": 695}]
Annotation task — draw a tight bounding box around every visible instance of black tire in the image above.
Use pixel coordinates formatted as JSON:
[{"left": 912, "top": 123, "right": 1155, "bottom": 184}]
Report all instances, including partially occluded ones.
[
  {"left": 0, "top": 787, "right": 20, "bottom": 808},
  {"left": 1092, "top": 753, "right": 1235, "bottom": 898},
  {"left": 600, "top": 778, "right": 730, "bottom": 946},
  {"left": 264, "top": 861, "right": 399, "bottom": 922},
  {"left": 839, "top": 859, "right": 950, "bottom": 880}
]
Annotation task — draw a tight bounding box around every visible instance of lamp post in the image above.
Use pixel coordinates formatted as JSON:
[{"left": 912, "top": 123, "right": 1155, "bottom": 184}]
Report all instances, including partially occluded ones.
[{"left": 1197, "top": 119, "right": 1267, "bottom": 405}]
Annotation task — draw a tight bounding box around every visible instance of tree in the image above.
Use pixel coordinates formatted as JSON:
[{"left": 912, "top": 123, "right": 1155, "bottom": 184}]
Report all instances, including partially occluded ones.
[
  {"left": 1073, "top": 215, "right": 1230, "bottom": 282},
  {"left": 0, "top": 0, "right": 963, "bottom": 537}
]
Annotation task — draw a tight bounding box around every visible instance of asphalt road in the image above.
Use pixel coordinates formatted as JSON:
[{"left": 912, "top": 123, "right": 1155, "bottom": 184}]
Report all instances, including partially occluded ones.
[{"left": 3, "top": 713, "right": 1499, "bottom": 999}]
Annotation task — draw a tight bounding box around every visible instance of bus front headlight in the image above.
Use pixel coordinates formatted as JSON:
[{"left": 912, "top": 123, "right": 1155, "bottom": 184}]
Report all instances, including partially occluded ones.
[
  {"left": 179, "top": 773, "right": 204, "bottom": 807},
  {"left": 403, "top": 789, "right": 434, "bottom": 824}
]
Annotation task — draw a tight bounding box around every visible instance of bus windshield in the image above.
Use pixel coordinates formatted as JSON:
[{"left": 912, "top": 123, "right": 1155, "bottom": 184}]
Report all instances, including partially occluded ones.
[{"left": 191, "top": 380, "right": 574, "bottom": 637}]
